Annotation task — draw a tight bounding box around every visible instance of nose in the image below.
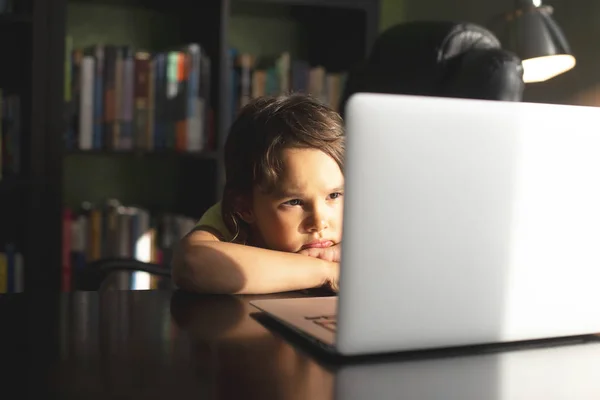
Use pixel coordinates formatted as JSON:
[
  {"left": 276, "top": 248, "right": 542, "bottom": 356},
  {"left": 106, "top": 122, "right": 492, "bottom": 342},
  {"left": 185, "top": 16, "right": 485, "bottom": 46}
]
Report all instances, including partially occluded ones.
[
  {"left": 307, "top": 206, "right": 329, "bottom": 233},
  {"left": 308, "top": 218, "right": 327, "bottom": 233}
]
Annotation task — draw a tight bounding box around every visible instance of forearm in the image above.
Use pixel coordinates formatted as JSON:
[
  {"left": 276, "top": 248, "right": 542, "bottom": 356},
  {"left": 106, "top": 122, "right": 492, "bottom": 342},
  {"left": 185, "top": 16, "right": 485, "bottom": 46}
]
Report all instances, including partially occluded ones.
[{"left": 172, "top": 240, "right": 337, "bottom": 295}]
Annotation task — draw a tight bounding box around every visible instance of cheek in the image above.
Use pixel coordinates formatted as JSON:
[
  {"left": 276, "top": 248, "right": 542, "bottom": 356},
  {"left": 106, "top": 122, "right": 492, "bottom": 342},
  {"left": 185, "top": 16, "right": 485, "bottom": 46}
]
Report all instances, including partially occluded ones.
[
  {"left": 328, "top": 202, "right": 344, "bottom": 240},
  {"left": 258, "top": 209, "right": 303, "bottom": 247},
  {"left": 330, "top": 201, "right": 344, "bottom": 225},
  {"left": 267, "top": 209, "right": 301, "bottom": 234}
]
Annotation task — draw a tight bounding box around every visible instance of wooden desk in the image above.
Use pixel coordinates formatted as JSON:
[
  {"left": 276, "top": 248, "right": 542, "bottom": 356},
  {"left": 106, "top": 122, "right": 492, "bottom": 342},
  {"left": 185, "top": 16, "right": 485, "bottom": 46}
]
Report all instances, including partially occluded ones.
[{"left": 3, "top": 290, "right": 600, "bottom": 399}]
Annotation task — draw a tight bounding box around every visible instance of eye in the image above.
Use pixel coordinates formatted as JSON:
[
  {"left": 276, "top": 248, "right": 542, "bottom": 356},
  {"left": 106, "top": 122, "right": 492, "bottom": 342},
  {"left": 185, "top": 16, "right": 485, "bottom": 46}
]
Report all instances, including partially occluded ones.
[
  {"left": 283, "top": 198, "right": 303, "bottom": 206},
  {"left": 329, "top": 192, "right": 343, "bottom": 200}
]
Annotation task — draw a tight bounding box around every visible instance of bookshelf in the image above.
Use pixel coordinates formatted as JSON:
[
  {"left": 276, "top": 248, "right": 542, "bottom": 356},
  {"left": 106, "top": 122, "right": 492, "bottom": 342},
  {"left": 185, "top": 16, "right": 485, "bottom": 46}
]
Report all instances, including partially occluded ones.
[
  {"left": 0, "top": 13, "right": 32, "bottom": 23},
  {"left": 0, "top": 0, "right": 379, "bottom": 292},
  {"left": 0, "top": 0, "right": 65, "bottom": 292}
]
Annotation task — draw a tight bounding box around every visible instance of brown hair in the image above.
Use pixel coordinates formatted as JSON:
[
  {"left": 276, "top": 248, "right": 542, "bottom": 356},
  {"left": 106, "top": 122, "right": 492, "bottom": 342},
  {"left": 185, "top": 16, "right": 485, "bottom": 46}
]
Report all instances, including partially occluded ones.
[{"left": 222, "top": 94, "right": 345, "bottom": 243}]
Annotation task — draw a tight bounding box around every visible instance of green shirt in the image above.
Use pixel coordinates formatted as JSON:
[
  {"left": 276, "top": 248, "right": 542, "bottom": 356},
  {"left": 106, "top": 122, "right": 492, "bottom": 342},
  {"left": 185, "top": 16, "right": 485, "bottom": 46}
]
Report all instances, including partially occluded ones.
[{"left": 195, "top": 202, "right": 234, "bottom": 241}]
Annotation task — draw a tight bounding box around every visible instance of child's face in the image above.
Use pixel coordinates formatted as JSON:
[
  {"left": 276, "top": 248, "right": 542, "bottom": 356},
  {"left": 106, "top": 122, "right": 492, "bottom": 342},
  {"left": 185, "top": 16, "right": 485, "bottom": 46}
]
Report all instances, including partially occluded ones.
[{"left": 248, "top": 148, "right": 344, "bottom": 253}]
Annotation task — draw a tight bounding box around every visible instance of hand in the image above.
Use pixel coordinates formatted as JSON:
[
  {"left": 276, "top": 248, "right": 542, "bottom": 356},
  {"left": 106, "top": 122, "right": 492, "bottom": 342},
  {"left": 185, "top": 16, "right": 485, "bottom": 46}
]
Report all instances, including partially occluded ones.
[
  {"left": 324, "top": 261, "right": 340, "bottom": 293},
  {"left": 297, "top": 243, "right": 342, "bottom": 263},
  {"left": 298, "top": 244, "right": 341, "bottom": 293}
]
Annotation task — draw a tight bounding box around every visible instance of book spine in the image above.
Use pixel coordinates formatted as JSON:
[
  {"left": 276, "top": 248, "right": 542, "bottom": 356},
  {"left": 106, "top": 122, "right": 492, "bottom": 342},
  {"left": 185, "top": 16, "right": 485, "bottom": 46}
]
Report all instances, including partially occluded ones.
[
  {"left": 92, "top": 45, "right": 104, "bottom": 149},
  {"left": 134, "top": 52, "right": 150, "bottom": 150},
  {"left": 70, "top": 215, "right": 86, "bottom": 289},
  {"left": 66, "top": 50, "right": 82, "bottom": 150},
  {"left": 165, "top": 51, "right": 179, "bottom": 150},
  {"left": 89, "top": 208, "right": 101, "bottom": 261},
  {"left": 238, "top": 53, "right": 254, "bottom": 110},
  {"left": 186, "top": 44, "right": 202, "bottom": 152},
  {"left": 154, "top": 53, "right": 166, "bottom": 149},
  {"left": 199, "top": 47, "right": 211, "bottom": 149},
  {"left": 121, "top": 46, "right": 134, "bottom": 150},
  {"left": 277, "top": 52, "right": 290, "bottom": 95},
  {"left": 175, "top": 51, "right": 187, "bottom": 152},
  {"left": 65, "top": 37, "right": 72, "bottom": 103},
  {"left": 78, "top": 56, "right": 94, "bottom": 150},
  {"left": 113, "top": 47, "right": 124, "bottom": 150},
  {"left": 291, "top": 60, "right": 310, "bottom": 93},
  {"left": 117, "top": 207, "right": 131, "bottom": 258},
  {"left": 103, "top": 46, "right": 117, "bottom": 150},
  {"left": 146, "top": 57, "right": 155, "bottom": 150}
]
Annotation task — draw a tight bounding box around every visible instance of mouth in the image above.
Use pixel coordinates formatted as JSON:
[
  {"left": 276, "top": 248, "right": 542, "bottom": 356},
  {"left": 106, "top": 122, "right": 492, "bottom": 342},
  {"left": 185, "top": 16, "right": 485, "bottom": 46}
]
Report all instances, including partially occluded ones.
[{"left": 301, "top": 240, "right": 334, "bottom": 250}]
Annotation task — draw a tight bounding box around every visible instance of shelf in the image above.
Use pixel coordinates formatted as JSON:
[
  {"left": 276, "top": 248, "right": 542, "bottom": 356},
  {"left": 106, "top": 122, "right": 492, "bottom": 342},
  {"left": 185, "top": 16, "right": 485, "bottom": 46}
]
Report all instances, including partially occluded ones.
[
  {"left": 0, "top": 13, "right": 32, "bottom": 24},
  {"left": 64, "top": 149, "right": 220, "bottom": 160},
  {"left": 0, "top": 178, "right": 36, "bottom": 192},
  {"left": 233, "top": 0, "right": 373, "bottom": 10},
  {"left": 67, "top": 0, "right": 198, "bottom": 12},
  {"left": 69, "top": 0, "right": 371, "bottom": 11},
  {"left": 0, "top": 179, "right": 34, "bottom": 226},
  {"left": 0, "top": 179, "right": 49, "bottom": 203}
]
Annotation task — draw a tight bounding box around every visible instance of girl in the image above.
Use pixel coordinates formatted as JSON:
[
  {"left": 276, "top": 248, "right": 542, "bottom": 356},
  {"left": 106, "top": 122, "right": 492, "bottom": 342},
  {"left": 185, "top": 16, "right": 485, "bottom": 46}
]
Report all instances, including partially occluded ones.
[{"left": 172, "top": 94, "right": 345, "bottom": 294}]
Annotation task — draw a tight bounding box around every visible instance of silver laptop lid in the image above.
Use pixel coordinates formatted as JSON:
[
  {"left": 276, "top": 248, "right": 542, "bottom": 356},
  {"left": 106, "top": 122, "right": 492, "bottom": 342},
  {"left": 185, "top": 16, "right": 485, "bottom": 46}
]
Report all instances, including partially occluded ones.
[{"left": 337, "top": 93, "right": 600, "bottom": 355}]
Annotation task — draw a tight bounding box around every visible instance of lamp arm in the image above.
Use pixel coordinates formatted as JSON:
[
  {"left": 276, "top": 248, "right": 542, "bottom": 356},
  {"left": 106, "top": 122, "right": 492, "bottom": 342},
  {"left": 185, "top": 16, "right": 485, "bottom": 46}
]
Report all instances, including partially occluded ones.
[{"left": 516, "top": 0, "right": 537, "bottom": 8}]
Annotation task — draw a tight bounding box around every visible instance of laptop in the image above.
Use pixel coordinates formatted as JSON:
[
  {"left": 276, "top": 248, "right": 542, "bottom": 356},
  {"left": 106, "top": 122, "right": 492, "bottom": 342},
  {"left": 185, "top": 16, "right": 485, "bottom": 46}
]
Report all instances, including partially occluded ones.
[{"left": 251, "top": 93, "right": 600, "bottom": 356}]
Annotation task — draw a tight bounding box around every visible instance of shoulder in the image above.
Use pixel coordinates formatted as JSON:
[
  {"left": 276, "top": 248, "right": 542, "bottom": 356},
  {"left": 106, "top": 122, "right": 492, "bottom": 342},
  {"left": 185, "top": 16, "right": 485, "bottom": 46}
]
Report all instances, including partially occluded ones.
[
  {"left": 198, "top": 202, "right": 223, "bottom": 222},
  {"left": 194, "top": 202, "right": 234, "bottom": 242}
]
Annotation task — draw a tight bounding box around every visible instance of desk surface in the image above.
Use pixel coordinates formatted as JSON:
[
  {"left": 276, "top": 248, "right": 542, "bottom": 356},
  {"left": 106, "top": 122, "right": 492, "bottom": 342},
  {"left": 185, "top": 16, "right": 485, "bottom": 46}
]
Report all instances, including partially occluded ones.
[{"left": 3, "top": 290, "right": 600, "bottom": 399}]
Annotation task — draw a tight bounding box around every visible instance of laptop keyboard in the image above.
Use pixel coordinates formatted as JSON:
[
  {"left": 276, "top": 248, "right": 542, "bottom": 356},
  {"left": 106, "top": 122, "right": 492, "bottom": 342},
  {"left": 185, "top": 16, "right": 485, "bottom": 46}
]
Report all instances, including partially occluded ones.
[{"left": 304, "top": 314, "right": 337, "bottom": 332}]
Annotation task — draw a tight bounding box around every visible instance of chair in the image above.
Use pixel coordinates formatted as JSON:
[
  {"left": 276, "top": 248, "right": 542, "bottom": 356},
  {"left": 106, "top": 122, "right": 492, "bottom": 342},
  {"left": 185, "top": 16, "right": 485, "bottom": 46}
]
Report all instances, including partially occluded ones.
[
  {"left": 339, "top": 20, "right": 525, "bottom": 115},
  {"left": 77, "top": 258, "right": 173, "bottom": 291}
]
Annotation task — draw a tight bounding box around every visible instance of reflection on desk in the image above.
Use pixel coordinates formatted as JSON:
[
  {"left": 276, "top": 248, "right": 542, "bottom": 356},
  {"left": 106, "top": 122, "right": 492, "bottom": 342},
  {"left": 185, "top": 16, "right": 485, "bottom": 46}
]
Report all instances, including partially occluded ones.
[
  {"left": 4, "top": 290, "right": 599, "bottom": 399},
  {"left": 334, "top": 342, "right": 600, "bottom": 400},
  {"left": 53, "top": 290, "right": 335, "bottom": 399}
]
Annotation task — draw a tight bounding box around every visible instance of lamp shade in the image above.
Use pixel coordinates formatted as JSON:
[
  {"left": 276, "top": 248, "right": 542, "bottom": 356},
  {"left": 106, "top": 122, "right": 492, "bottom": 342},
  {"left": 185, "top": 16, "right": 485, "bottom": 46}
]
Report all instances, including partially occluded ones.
[{"left": 496, "top": 3, "right": 575, "bottom": 83}]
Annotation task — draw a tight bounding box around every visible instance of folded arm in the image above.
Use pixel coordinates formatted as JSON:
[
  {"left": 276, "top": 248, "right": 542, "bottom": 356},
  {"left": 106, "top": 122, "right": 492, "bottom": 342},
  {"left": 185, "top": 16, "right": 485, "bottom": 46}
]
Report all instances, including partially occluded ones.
[{"left": 171, "top": 230, "right": 339, "bottom": 295}]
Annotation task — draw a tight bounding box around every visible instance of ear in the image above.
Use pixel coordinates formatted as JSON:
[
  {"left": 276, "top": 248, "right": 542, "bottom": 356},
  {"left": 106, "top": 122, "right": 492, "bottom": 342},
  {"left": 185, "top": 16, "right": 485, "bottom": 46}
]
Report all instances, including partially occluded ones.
[
  {"left": 234, "top": 196, "right": 256, "bottom": 224},
  {"left": 238, "top": 209, "right": 256, "bottom": 224}
]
